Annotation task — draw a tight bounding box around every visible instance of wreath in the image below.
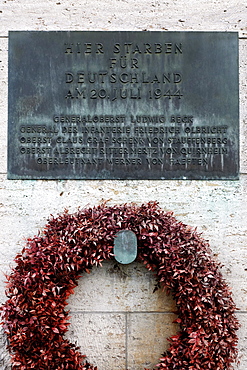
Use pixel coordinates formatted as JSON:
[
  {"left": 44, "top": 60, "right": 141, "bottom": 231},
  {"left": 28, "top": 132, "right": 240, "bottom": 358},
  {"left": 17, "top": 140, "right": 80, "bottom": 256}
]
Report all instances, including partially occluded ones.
[{"left": 1, "top": 202, "right": 239, "bottom": 370}]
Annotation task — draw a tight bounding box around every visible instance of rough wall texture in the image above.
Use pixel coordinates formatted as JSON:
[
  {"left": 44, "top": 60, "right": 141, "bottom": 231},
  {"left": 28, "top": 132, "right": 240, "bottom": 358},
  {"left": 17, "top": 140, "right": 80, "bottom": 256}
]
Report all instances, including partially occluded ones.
[{"left": 0, "top": 1, "right": 246, "bottom": 369}]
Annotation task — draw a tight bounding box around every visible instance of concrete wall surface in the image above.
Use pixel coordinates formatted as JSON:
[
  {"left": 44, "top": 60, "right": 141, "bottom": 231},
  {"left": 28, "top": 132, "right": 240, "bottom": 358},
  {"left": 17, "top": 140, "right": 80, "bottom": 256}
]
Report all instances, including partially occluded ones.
[{"left": 0, "top": 1, "right": 246, "bottom": 369}]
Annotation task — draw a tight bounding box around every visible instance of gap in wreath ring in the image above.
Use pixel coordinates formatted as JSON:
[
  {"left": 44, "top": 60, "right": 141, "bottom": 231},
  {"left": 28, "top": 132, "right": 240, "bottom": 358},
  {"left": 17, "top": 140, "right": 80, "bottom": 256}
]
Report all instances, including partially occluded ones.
[{"left": 64, "top": 259, "right": 179, "bottom": 369}]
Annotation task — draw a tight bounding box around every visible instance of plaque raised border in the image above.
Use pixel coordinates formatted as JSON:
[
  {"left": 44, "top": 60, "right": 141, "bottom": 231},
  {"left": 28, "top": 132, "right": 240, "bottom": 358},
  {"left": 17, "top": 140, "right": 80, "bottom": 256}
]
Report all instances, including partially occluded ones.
[{"left": 8, "top": 31, "right": 239, "bottom": 180}]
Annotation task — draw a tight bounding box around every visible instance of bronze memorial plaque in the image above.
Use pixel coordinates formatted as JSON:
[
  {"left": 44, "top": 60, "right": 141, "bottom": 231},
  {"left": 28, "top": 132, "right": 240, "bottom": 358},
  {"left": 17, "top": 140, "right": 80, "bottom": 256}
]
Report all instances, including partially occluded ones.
[{"left": 8, "top": 31, "right": 239, "bottom": 179}]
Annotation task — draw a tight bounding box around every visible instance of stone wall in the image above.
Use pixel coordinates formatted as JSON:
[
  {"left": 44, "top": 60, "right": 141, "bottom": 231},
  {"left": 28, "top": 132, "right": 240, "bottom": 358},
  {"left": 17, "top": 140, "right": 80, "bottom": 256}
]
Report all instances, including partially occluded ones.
[{"left": 0, "top": 1, "right": 246, "bottom": 369}]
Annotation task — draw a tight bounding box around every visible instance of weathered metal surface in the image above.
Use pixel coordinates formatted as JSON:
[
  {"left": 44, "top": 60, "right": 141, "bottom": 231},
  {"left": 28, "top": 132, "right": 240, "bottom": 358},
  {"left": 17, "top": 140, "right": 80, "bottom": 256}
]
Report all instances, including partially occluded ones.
[
  {"left": 114, "top": 230, "right": 137, "bottom": 264},
  {"left": 8, "top": 31, "right": 239, "bottom": 179}
]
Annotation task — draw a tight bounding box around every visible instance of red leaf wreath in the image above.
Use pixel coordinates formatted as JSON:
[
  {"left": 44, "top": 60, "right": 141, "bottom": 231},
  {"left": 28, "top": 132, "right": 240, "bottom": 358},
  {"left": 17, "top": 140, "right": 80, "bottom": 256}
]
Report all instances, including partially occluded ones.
[{"left": 1, "top": 202, "right": 239, "bottom": 369}]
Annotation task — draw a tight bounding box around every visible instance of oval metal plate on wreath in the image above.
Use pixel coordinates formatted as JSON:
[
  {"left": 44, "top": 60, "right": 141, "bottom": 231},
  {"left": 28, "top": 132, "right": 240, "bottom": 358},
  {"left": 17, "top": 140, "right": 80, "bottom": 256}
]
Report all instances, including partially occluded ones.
[{"left": 114, "top": 230, "right": 137, "bottom": 264}]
